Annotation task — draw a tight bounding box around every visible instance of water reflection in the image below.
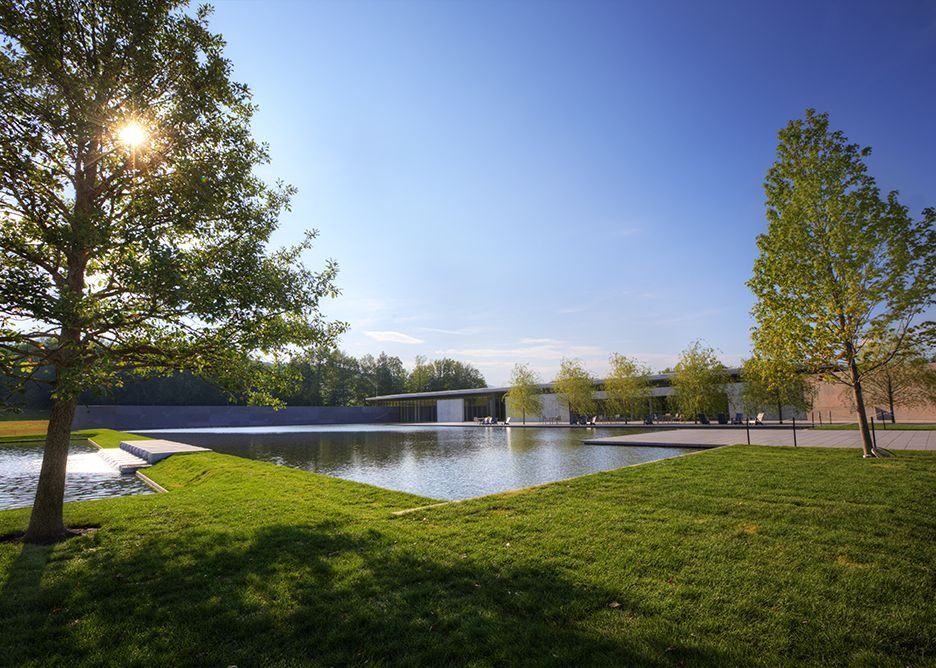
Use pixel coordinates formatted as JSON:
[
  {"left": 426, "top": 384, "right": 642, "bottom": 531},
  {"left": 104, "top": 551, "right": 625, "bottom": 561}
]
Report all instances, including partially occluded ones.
[
  {"left": 0, "top": 443, "right": 154, "bottom": 510},
  {"left": 152, "top": 426, "right": 696, "bottom": 501}
]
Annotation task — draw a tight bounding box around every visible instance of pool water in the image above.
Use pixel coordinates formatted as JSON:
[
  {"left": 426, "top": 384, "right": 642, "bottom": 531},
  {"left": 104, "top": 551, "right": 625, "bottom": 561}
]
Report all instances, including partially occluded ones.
[
  {"left": 146, "top": 425, "right": 695, "bottom": 500},
  {"left": 0, "top": 443, "right": 154, "bottom": 510}
]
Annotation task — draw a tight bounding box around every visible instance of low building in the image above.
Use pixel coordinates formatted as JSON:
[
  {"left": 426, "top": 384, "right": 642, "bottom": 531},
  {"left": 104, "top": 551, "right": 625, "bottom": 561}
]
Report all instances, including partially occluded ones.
[
  {"left": 369, "top": 370, "right": 748, "bottom": 424},
  {"left": 368, "top": 367, "right": 936, "bottom": 424}
]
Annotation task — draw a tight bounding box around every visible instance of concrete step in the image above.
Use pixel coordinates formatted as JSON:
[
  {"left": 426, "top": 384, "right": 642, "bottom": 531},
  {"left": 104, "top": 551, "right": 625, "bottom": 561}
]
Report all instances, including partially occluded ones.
[
  {"left": 120, "top": 439, "right": 211, "bottom": 464},
  {"left": 96, "top": 448, "right": 151, "bottom": 474}
]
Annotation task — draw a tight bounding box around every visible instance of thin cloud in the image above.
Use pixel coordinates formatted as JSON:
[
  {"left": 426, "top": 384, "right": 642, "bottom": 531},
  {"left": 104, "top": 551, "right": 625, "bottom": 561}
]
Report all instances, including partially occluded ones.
[
  {"left": 652, "top": 308, "right": 725, "bottom": 326},
  {"left": 362, "top": 330, "right": 424, "bottom": 345}
]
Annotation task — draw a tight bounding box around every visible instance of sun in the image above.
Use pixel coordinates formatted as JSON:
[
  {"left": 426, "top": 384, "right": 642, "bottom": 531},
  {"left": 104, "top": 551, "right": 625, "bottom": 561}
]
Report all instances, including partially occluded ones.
[{"left": 116, "top": 121, "right": 147, "bottom": 149}]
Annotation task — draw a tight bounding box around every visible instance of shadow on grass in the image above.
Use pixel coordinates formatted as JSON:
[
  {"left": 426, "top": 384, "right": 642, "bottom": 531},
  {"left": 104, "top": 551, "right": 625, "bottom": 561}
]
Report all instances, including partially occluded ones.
[{"left": 0, "top": 520, "right": 728, "bottom": 666}]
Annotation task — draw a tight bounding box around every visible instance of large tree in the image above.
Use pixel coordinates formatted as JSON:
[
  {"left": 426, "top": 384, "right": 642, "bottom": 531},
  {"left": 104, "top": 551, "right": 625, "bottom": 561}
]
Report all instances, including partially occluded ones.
[
  {"left": 553, "top": 358, "right": 596, "bottom": 421},
  {"left": 405, "top": 356, "right": 486, "bottom": 393},
  {"left": 671, "top": 341, "right": 729, "bottom": 422},
  {"left": 504, "top": 362, "right": 542, "bottom": 424},
  {"left": 604, "top": 353, "right": 651, "bottom": 423},
  {"left": 748, "top": 109, "right": 936, "bottom": 456},
  {"left": 0, "top": 0, "right": 345, "bottom": 543}
]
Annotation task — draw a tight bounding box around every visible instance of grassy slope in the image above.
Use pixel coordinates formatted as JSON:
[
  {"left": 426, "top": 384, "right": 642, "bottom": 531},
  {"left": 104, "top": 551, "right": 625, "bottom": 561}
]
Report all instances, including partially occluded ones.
[
  {"left": 815, "top": 422, "right": 936, "bottom": 430},
  {"left": 0, "top": 447, "right": 934, "bottom": 667},
  {"left": 0, "top": 428, "right": 148, "bottom": 447}
]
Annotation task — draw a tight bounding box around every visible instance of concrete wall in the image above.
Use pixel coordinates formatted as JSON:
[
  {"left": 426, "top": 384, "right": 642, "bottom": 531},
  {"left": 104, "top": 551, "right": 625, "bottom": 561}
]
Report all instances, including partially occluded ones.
[
  {"left": 506, "top": 394, "right": 569, "bottom": 423},
  {"left": 436, "top": 398, "right": 465, "bottom": 422},
  {"left": 71, "top": 405, "right": 399, "bottom": 431},
  {"left": 811, "top": 374, "right": 936, "bottom": 423}
]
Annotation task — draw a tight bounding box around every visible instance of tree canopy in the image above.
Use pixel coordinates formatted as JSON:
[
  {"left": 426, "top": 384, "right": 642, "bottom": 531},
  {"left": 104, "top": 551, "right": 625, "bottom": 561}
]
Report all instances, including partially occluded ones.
[
  {"left": 740, "top": 355, "right": 814, "bottom": 423},
  {"left": 604, "top": 353, "right": 651, "bottom": 422},
  {"left": 405, "top": 356, "right": 486, "bottom": 393},
  {"left": 0, "top": 0, "right": 344, "bottom": 542},
  {"left": 553, "top": 358, "right": 596, "bottom": 420},
  {"left": 748, "top": 109, "right": 936, "bottom": 456},
  {"left": 671, "top": 341, "right": 728, "bottom": 422},
  {"left": 505, "top": 362, "right": 542, "bottom": 424}
]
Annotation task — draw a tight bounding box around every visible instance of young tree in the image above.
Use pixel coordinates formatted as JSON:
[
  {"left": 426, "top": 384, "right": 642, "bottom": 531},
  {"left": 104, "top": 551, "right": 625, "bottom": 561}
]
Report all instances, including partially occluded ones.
[
  {"left": 671, "top": 341, "right": 729, "bottom": 422},
  {"left": 748, "top": 109, "right": 936, "bottom": 456},
  {"left": 861, "top": 333, "right": 936, "bottom": 422},
  {"left": 505, "top": 363, "right": 543, "bottom": 424},
  {"left": 604, "top": 353, "right": 651, "bottom": 423},
  {"left": 740, "top": 356, "right": 814, "bottom": 423},
  {"left": 0, "top": 0, "right": 345, "bottom": 542},
  {"left": 553, "top": 358, "right": 596, "bottom": 421}
]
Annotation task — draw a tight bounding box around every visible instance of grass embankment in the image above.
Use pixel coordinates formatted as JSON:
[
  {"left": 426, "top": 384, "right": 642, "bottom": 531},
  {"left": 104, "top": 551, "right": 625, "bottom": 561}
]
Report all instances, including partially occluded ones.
[
  {"left": 815, "top": 422, "right": 936, "bottom": 430},
  {"left": 1, "top": 446, "right": 934, "bottom": 666},
  {"left": 0, "top": 426, "right": 149, "bottom": 447}
]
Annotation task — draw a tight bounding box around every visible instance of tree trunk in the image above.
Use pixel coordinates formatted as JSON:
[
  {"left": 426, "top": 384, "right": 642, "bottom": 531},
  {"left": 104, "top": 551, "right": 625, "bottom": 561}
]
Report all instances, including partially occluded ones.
[
  {"left": 887, "top": 377, "right": 896, "bottom": 423},
  {"left": 848, "top": 362, "right": 874, "bottom": 457},
  {"left": 24, "top": 397, "right": 78, "bottom": 544},
  {"left": 777, "top": 400, "right": 784, "bottom": 424}
]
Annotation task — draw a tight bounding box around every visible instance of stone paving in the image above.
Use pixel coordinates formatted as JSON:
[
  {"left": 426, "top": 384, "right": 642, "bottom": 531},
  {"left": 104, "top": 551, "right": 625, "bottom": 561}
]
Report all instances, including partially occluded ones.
[
  {"left": 121, "top": 439, "right": 211, "bottom": 464},
  {"left": 584, "top": 428, "right": 936, "bottom": 451}
]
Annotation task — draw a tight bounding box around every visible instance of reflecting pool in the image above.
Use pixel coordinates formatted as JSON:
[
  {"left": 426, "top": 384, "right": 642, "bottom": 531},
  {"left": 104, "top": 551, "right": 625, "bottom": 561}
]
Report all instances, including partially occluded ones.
[
  {"left": 146, "top": 425, "right": 696, "bottom": 500},
  {"left": 0, "top": 443, "right": 154, "bottom": 510}
]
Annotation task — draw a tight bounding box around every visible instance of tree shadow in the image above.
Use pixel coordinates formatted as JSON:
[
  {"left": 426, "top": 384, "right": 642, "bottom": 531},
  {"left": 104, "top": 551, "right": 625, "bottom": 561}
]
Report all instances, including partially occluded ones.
[{"left": 0, "top": 520, "right": 730, "bottom": 666}]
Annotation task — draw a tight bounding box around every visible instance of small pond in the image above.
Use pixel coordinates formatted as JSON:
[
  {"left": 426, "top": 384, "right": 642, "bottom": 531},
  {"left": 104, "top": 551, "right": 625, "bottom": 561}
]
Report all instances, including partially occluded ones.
[
  {"left": 0, "top": 443, "right": 154, "bottom": 510},
  {"left": 145, "top": 425, "right": 695, "bottom": 500}
]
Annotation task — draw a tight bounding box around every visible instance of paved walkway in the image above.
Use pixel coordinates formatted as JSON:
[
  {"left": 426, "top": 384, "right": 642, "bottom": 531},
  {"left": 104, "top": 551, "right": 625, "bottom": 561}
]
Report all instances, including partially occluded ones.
[
  {"left": 120, "top": 439, "right": 211, "bottom": 463},
  {"left": 585, "top": 428, "right": 936, "bottom": 451}
]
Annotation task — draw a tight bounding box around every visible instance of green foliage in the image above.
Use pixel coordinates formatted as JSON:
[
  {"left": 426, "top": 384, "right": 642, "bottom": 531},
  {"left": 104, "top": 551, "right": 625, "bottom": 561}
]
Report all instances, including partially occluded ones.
[
  {"left": 0, "top": 0, "right": 346, "bottom": 404},
  {"left": 671, "top": 341, "right": 729, "bottom": 420},
  {"left": 553, "top": 358, "right": 596, "bottom": 418},
  {"left": 604, "top": 353, "right": 651, "bottom": 421},
  {"left": 740, "top": 355, "right": 814, "bottom": 421},
  {"left": 405, "top": 355, "right": 486, "bottom": 393},
  {"left": 748, "top": 109, "right": 936, "bottom": 454},
  {"left": 0, "top": 446, "right": 934, "bottom": 665},
  {"left": 0, "top": 0, "right": 345, "bottom": 541},
  {"left": 504, "top": 363, "right": 542, "bottom": 424}
]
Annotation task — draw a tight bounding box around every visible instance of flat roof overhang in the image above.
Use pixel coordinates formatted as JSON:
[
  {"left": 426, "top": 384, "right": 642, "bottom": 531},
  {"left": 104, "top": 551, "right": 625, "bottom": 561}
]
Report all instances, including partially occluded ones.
[{"left": 366, "top": 368, "right": 742, "bottom": 403}]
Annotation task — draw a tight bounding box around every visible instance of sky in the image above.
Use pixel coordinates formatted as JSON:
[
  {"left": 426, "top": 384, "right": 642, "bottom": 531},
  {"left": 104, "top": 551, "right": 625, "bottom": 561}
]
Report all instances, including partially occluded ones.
[{"left": 205, "top": 0, "right": 936, "bottom": 386}]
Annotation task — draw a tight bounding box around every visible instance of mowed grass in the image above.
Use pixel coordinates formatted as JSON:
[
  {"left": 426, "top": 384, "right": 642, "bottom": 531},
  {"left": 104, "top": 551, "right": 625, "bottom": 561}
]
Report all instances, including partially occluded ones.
[
  {"left": 0, "top": 427, "right": 148, "bottom": 447},
  {"left": 1, "top": 446, "right": 934, "bottom": 666},
  {"left": 815, "top": 422, "right": 936, "bottom": 430}
]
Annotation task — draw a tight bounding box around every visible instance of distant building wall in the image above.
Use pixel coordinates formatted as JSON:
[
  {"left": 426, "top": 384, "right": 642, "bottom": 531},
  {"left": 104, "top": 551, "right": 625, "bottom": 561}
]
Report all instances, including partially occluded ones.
[
  {"left": 71, "top": 405, "right": 399, "bottom": 431},
  {"left": 436, "top": 398, "right": 464, "bottom": 422},
  {"left": 811, "top": 374, "right": 936, "bottom": 423}
]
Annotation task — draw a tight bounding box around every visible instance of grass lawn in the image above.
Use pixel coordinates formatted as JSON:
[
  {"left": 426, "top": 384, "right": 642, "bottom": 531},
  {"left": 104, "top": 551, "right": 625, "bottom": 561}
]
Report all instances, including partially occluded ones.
[
  {"left": 0, "top": 427, "right": 148, "bottom": 447},
  {"left": 815, "top": 422, "right": 936, "bottom": 430},
  {"left": 1, "top": 446, "right": 934, "bottom": 666}
]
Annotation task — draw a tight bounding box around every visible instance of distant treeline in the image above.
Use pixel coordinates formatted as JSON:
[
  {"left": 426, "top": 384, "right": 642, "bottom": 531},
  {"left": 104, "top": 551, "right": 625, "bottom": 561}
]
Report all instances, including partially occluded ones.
[{"left": 1, "top": 351, "right": 486, "bottom": 410}]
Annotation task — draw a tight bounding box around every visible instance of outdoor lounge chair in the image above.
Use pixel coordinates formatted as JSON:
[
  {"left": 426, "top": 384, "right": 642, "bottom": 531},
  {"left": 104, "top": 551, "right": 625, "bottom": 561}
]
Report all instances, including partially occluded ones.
[{"left": 748, "top": 412, "right": 764, "bottom": 425}]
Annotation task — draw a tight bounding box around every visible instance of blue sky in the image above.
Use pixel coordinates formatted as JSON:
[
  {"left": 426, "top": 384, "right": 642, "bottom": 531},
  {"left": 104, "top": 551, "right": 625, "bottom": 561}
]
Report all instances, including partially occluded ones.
[{"left": 207, "top": 0, "right": 936, "bottom": 386}]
